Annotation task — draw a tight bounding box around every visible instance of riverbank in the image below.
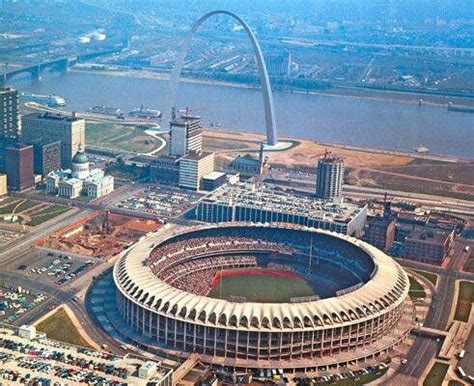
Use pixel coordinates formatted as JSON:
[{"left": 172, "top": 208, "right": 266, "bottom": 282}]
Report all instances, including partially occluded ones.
[
  {"left": 204, "top": 129, "right": 470, "bottom": 164},
  {"left": 70, "top": 68, "right": 474, "bottom": 108},
  {"left": 204, "top": 129, "right": 474, "bottom": 201}
]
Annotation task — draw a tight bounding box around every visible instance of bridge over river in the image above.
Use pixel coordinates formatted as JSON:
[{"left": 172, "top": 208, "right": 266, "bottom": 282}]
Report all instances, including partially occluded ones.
[{"left": 0, "top": 48, "right": 121, "bottom": 87}]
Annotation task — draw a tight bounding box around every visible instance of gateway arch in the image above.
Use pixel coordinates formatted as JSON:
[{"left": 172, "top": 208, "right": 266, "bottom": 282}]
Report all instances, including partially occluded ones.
[{"left": 169, "top": 10, "right": 278, "bottom": 146}]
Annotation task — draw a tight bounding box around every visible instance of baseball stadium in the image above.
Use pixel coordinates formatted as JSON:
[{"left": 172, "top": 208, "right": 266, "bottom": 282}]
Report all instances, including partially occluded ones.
[{"left": 113, "top": 223, "right": 414, "bottom": 370}]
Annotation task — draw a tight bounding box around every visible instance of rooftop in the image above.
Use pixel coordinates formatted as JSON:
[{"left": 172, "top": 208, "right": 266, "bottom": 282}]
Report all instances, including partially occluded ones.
[
  {"left": 170, "top": 114, "right": 202, "bottom": 126},
  {"left": 181, "top": 150, "right": 213, "bottom": 161},
  {"left": 203, "top": 171, "right": 226, "bottom": 181},
  {"left": 201, "top": 183, "right": 365, "bottom": 224},
  {"left": 407, "top": 227, "right": 453, "bottom": 244},
  {"left": 6, "top": 142, "right": 33, "bottom": 150},
  {"left": 369, "top": 215, "right": 395, "bottom": 226}
]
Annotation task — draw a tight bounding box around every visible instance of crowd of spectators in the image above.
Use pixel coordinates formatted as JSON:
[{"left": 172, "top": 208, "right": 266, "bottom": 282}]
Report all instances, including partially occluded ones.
[
  {"left": 146, "top": 227, "right": 375, "bottom": 298},
  {"left": 165, "top": 255, "right": 257, "bottom": 295},
  {"left": 149, "top": 236, "right": 296, "bottom": 276}
]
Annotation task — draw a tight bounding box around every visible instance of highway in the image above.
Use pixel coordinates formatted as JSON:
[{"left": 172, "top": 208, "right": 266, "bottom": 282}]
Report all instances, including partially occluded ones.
[
  {"left": 389, "top": 245, "right": 471, "bottom": 385},
  {"left": 0, "top": 208, "right": 91, "bottom": 263}
]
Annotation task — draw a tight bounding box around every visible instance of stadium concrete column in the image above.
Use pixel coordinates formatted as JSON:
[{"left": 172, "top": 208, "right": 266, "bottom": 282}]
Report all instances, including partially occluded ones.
[{"left": 169, "top": 10, "right": 278, "bottom": 146}]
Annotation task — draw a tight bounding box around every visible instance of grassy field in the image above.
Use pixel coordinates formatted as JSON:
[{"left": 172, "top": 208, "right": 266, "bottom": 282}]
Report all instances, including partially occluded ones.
[
  {"left": 414, "top": 270, "right": 438, "bottom": 286},
  {"left": 86, "top": 122, "right": 161, "bottom": 153},
  {"left": 423, "top": 362, "right": 449, "bottom": 386},
  {"left": 13, "top": 200, "right": 40, "bottom": 213},
  {"left": 208, "top": 274, "right": 315, "bottom": 303},
  {"left": 454, "top": 281, "right": 474, "bottom": 322},
  {"left": 36, "top": 308, "right": 92, "bottom": 348},
  {"left": 0, "top": 201, "right": 19, "bottom": 215},
  {"left": 27, "top": 205, "right": 71, "bottom": 226},
  {"left": 409, "top": 276, "right": 426, "bottom": 299}
]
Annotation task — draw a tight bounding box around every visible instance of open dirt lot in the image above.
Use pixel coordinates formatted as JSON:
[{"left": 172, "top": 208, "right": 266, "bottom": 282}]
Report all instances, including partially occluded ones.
[{"left": 39, "top": 211, "right": 161, "bottom": 259}]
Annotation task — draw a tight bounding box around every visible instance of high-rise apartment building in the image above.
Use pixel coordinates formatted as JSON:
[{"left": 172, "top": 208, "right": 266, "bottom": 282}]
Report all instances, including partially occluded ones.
[
  {"left": 5, "top": 143, "right": 34, "bottom": 191},
  {"left": 315, "top": 153, "right": 344, "bottom": 200},
  {"left": 0, "top": 87, "right": 20, "bottom": 140},
  {"left": 169, "top": 112, "right": 203, "bottom": 157},
  {"left": 21, "top": 112, "right": 85, "bottom": 168}
]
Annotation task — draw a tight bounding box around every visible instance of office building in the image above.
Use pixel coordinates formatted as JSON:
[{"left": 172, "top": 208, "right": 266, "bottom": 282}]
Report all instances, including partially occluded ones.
[
  {"left": 0, "top": 173, "right": 6, "bottom": 197},
  {"left": 169, "top": 112, "right": 203, "bottom": 157},
  {"left": 0, "top": 87, "right": 20, "bottom": 141},
  {"left": 179, "top": 151, "right": 215, "bottom": 191},
  {"left": 404, "top": 227, "right": 455, "bottom": 265},
  {"left": 196, "top": 182, "right": 367, "bottom": 236},
  {"left": 33, "top": 140, "right": 61, "bottom": 176},
  {"left": 5, "top": 143, "right": 34, "bottom": 191},
  {"left": 365, "top": 215, "right": 396, "bottom": 251},
  {"left": 315, "top": 153, "right": 344, "bottom": 200},
  {"left": 21, "top": 112, "right": 85, "bottom": 168},
  {"left": 150, "top": 155, "right": 180, "bottom": 185},
  {"left": 201, "top": 171, "right": 227, "bottom": 191},
  {"left": 0, "top": 136, "right": 10, "bottom": 171}
]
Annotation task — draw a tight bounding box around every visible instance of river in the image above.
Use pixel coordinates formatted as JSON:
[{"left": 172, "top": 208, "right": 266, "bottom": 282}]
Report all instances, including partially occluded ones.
[{"left": 15, "top": 71, "right": 473, "bottom": 158}]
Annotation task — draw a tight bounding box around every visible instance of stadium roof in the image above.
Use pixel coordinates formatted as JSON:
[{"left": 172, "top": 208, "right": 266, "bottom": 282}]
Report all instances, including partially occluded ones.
[{"left": 114, "top": 223, "right": 409, "bottom": 332}]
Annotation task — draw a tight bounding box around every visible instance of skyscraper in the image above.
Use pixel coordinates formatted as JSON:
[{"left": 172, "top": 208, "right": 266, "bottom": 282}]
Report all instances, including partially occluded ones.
[
  {"left": 315, "top": 153, "right": 344, "bottom": 200},
  {"left": 21, "top": 112, "right": 85, "bottom": 168},
  {"left": 179, "top": 151, "right": 215, "bottom": 191},
  {"left": 5, "top": 143, "right": 34, "bottom": 191},
  {"left": 169, "top": 110, "right": 203, "bottom": 157},
  {"left": 0, "top": 87, "right": 20, "bottom": 141}
]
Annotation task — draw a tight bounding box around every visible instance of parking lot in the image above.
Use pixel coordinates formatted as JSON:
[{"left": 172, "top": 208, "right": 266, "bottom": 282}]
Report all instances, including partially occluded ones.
[
  {"left": 0, "top": 286, "right": 46, "bottom": 324},
  {"left": 0, "top": 326, "right": 156, "bottom": 385},
  {"left": 116, "top": 185, "right": 203, "bottom": 221},
  {"left": 7, "top": 250, "right": 97, "bottom": 288}
]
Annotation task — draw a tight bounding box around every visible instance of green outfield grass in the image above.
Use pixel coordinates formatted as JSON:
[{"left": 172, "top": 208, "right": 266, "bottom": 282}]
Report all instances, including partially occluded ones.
[{"left": 208, "top": 274, "right": 315, "bottom": 303}]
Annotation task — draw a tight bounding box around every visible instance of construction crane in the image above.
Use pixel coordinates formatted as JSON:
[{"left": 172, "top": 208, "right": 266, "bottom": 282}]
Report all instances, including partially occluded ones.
[{"left": 178, "top": 107, "right": 208, "bottom": 117}]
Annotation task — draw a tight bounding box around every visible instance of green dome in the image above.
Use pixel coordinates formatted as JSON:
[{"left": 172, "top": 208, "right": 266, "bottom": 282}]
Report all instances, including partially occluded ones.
[{"left": 72, "top": 147, "right": 88, "bottom": 164}]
